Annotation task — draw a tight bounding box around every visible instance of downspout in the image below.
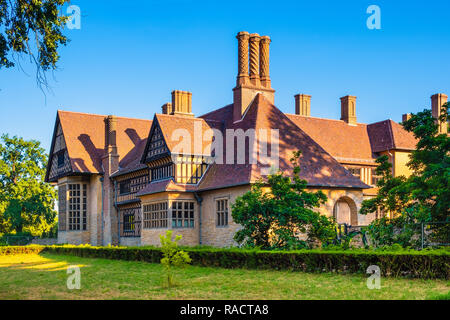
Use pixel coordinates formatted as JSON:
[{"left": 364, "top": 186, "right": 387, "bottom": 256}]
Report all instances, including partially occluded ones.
[
  {"left": 114, "top": 180, "right": 120, "bottom": 246},
  {"left": 194, "top": 192, "right": 203, "bottom": 245},
  {"left": 100, "top": 176, "right": 104, "bottom": 246}
]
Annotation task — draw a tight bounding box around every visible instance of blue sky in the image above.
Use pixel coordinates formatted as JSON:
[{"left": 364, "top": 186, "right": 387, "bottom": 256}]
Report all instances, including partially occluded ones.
[{"left": 1, "top": 0, "right": 449, "bottom": 152}]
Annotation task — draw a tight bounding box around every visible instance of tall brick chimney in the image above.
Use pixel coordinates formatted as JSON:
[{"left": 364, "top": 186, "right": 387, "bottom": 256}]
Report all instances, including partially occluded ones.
[
  {"left": 431, "top": 93, "right": 448, "bottom": 134},
  {"left": 102, "top": 115, "right": 119, "bottom": 246},
  {"left": 295, "top": 94, "right": 311, "bottom": 116},
  {"left": 340, "top": 95, "right": 357, "bottom": 125},
  {"left": 171, "top": 90, "right": 193, "bottom": 117},
  {"left": 233, "top": 31, "right": 275, "bottom": 123}
]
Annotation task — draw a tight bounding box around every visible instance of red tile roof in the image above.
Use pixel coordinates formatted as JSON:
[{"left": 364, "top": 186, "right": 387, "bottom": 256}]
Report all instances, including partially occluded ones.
[
  {"left": 50, "top": 95, "right": 417, "bottom": 192},
  {"left": 56, "top": 110, "right": 151, "bottom": 175},
  {"left": 197, "top": 94, "right": 369, "bottom": 190},
  {"left": 286, "top": 115, "right": 417, "bottom": 164},
  {"left": 367, "top": 120, "right": 417, "bottom": 152}
]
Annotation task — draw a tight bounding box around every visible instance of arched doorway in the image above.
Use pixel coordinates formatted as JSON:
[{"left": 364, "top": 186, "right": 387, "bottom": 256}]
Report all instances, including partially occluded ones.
[{"left": 333, "top": 196, "right": 358, "bottom": 225}]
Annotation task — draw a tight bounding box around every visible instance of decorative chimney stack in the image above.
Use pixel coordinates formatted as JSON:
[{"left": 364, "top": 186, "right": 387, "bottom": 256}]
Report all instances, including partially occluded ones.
[
  {"left": 431, "top": 93, "right": 448, "bottom": 134},
  {"left": 171, "top": 90, "right": 193, "bottom": 117},
  {"left": 340, "top": 95, "right": 357, "bottom": 125},
  {"left": 233, "top": 31, "right": 275, "bottom": 123},
  {"left": 249, "top": 33, "right": 261, "bottom": 87},
  {"left": 295, "top": 94, "right": 311, "bottom": 116},
  {"left": 260, "top": 36, "right": 271, "bottom": 88}
]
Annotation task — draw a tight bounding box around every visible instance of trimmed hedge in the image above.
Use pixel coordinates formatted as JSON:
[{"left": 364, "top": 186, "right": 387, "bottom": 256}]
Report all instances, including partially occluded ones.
[{"left": 1, "top": 245, "right": 449, "bottom": 279}]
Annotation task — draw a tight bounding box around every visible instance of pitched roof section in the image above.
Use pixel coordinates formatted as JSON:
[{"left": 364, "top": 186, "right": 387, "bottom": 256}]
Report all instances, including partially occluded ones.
[
  {"left": 199, "top": 94, "right": 369, "bottom": 190},
  {"left": 367, "top": 120, "right": 417, "bottom": 153},
  {"left": 136, "top": 179, "right": 199, "bottom": 196},
  {"left": 286, "top": 115, "right": 375, "bottom": 163},
  {"left": 55, "top": 110, "right": 151, "bottom": 175},
  {"left": 286, "top": 115, "right": 417, "bottom": 163}
]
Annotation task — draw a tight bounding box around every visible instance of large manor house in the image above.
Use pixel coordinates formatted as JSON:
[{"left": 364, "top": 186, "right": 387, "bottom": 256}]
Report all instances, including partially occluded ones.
[{"left": 45, "top": 32, "right": 448, "bottom": 246}]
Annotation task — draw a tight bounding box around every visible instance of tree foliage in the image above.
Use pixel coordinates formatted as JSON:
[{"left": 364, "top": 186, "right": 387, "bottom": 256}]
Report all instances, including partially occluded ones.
[
  {"left": 361, "top": 103, "right": 449, "bottom": 247},
  {"left": 0, "top": 0, "right": 70, "bottom": 86},
  {"left": 0, "top": 134, "right": 57, "bottom": 237},
  {"left": 232, "top": 151, "right": 336, "bottom": 250}
]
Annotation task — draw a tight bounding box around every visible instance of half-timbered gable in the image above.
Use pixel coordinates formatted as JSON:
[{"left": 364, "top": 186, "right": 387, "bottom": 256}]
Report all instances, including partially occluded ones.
[{"left": 46, "top": 119, "right": 72, "bottom": 182}]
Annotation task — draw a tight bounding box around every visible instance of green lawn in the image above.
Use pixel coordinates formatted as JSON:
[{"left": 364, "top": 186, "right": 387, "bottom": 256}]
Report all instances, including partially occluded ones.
[{"left": 0, "top": 253, "right": 448, "bottom": 300}]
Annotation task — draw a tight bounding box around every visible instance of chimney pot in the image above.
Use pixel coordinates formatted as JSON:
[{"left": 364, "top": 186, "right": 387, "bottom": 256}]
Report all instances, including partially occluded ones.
[{"left": 294, "top": 94, "right": 311, "bottom": 116}]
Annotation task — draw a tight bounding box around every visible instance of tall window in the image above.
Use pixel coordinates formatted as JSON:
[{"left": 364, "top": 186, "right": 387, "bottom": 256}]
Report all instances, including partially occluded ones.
[
  {"left": 143, "top": 202, "right": 168, "bottom": 229},
  {"left": 371, "top": 168, "right": 382, "bottom": 186},
  {"left": 216, "top": 199, "right": 229, "bottom": 227},
  {"left": 68, "top": 184, "right": 87, "bottom": 231},
  {"left": 171, "top": 201, "right": 194, "bottom": 228},
  {"left": 151, "top": 163, "right": 174, "bottom": 181}
]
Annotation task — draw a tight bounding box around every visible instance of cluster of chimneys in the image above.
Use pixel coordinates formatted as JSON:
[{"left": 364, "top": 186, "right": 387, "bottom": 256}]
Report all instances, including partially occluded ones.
[
  {"left": 295, "top": 93, "right": 448, "bottom": 131},
  {"left": 161, "top": 90, "right": 193, "bottom": 117},
  {"left": 155, "top": 31, "right": 448, "bottom": 133},
  {"left": 402, "top": 93, "right": 448, "bottom": 133},
  {"left": 294, "top": 94, "right": 357, "bottom": 125}
]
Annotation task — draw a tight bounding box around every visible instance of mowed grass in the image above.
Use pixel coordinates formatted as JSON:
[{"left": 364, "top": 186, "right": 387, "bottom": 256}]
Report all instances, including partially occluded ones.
[{"left": 0, "top": 253, "right": 448, "bottom": 300}]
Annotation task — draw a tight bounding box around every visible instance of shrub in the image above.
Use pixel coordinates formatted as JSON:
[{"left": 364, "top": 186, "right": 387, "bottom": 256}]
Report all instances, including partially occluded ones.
[
  {"left": 0, "top": 245, "right": 448, "bottom": 279},
  {"left": 159, "top": 230, "right": 191, "bottom": 287}
]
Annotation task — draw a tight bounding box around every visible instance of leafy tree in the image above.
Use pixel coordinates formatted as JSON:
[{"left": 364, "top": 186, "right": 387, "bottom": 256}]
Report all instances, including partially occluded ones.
[
  {"left": 401, "top": 104, "right": 449, "bottom": 223},
  {"left": 0, "top": 134, "right": 57, "bottom": 237},
  {"left": 361, "top": 103, "right": 449, "bottom": 247},
  {"left": 360, "top": 155, "right": 409, "bottom": 216},
  {"left": 0, "top": 0, "right": 70, "bottom": 87},
  {"left": 232, "top": 151, "right": 336, "bottom": 250},
  {"left": 159, "top": 230, "right": 191, "bottom": 287}
]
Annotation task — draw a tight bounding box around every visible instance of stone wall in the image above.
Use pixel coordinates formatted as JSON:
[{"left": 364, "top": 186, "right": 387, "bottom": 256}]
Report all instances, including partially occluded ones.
[
  {"left": 119, "top": 237, "right": 141, "bottom": 247},
  {"left": 200, "top": 185, "right": 250, "bottom": 247},
  {"left": 57, "top": 231, "right": 90, "bottom": 245},
  {"left": 310, "top": 187, "right": 376, "bottom": 226},
  {"left": 31, "top": 238, "right": 58, "bottom": 245},
  {"left": 140, "top": 192, "right": 199, "bottom": 246}
]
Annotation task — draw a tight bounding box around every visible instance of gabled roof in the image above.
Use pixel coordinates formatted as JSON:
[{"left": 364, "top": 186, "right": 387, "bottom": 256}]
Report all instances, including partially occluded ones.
[
  {"left": 46, "top": 111, "right": 151, "bottom": 180},
  {"left": 141, "top": 113, "right": 222, "bottom": 163}
]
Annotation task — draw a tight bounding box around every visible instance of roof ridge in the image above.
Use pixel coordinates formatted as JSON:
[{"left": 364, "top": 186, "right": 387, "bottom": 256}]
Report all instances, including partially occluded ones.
[
  {"left": 286, "top": 113, "right": 368, "bottom": 126},
  {"left": 199, "top": 104, "right": 233, "bottom": 119},
  {"left": 58, "top": 110, "right": 151, "bottom": 122}
]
